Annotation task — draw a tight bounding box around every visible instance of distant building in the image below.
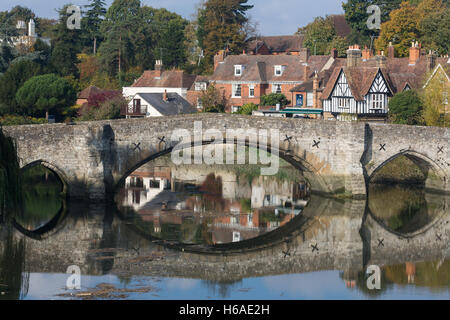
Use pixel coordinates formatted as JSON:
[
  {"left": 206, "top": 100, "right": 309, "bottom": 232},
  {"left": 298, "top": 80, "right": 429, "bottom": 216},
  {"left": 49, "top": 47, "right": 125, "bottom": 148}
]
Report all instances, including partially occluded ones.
[
  {"left": 192, "top": 48, "right": 343, "bottom": 113},
  {"left": 122, "top": 60, "right": 197, "bottom": 100},
  {"left": 321, "top": 42, "right": 449, "bottom": 121},
  {"left": 122, "top": 91, "right": 196, "bottom": 119}
]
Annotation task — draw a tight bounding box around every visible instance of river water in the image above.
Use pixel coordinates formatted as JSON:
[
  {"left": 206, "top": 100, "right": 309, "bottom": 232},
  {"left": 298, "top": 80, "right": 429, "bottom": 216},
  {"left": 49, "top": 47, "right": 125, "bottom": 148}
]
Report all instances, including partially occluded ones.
[{"left": 0, "top": 156, "right": 448, "bottom": 300}]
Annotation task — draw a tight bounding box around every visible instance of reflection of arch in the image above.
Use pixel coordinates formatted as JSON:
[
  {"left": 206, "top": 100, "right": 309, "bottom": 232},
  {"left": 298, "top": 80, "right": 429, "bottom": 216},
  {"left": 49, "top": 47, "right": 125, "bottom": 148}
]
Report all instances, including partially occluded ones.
[
  {"left": 369, "top": 150, "right": 447, "bottom": 190},
  {"left": 13, "top": 200, "right": 68, "bottom": 240},
  {"left": 114, "top": 139, "right": 332, "bottom": 196},
  {"left": 21, "top": 160, "right": 69, "bottom": 196},
  {"left": 113, "top": 195, "right": 324, "bottom": 255},
  {"left": 366, "top": 195, "right": 447, "bottom": 239}
]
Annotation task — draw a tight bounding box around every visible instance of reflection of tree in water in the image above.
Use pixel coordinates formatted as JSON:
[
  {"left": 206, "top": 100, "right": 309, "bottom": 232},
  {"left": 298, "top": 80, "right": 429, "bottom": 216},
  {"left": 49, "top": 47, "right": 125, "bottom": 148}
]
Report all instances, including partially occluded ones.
[
  {"left": 0, "top": 229, "right": 29, "bottom": 300},
  {"left": 368, "top": 184, "right": 430, "bottom": 234},
  {"left": 16, "top": 165, "right": 63, "bottom": 230},
  {"left": 383, "top": 260, "right": 450, "bottom": 290},
  {"left": 202, "top": 279, "right": 243, "bottom": 298},
  {"left": 199, "top": 174, "right": 225, "bottom": 212}
]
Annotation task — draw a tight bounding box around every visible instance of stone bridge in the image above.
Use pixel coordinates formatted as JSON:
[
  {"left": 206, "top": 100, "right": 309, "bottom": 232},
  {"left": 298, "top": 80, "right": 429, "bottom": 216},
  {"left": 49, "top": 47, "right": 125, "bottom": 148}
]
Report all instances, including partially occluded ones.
[{"left": 3, "top": 114, "right": 449, "bottom": 201}]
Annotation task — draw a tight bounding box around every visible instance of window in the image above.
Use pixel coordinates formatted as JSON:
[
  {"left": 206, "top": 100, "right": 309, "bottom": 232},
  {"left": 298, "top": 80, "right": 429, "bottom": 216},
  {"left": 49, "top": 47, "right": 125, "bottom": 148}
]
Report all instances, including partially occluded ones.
[
  {"left": 233, "top": 232, "right": 241, "bottom": 242},
  {"left": 371, "top": 94, "right": 384, "bottom": 109},
  {"left": 149, "top": 180, "right": 161, "bottom": 189},
  {"left": 296, "top": 94, "right": 304, "bottom": 107},
  {"left": 274, "top": 65, "right": 284, "bottom": 76},
  {"left": 196, "top": 98, "right": 203, "bottom": 109},
  {"left": 195, "top": 82, "right": 207, "bottom": 91},
  {"left": 338, "top": 98, "right": 350, "bottom": 109},
  {"left": 232, "top": 84, "right": 242, "bottom": 97},
  {"left": 307, "top": 92, "right": 314, "bottom": 107},
  {"left": 272, "top": 84, "right": 282, "bottom": 94},
  {"left": 234, "top": 65, "right": 242, "bottom": 76},
  {"left": 249, "top": 85, "right": 255, "bottom": 97}
]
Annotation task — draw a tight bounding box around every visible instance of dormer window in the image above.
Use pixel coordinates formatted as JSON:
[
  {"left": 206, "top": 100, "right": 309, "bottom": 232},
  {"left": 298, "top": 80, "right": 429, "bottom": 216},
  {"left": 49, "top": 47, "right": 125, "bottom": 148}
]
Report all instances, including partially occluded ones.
[
  {"left": 275, "top": 65, "right": 284, "bottom": 76},
  {"left": 234, "top": 65, "right": 242, "bottom": 76}
]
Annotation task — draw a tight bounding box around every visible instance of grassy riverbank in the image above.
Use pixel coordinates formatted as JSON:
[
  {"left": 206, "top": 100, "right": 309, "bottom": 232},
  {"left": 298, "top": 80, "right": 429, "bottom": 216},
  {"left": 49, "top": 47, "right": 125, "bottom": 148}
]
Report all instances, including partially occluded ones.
[{"left": 370, "top": 155, "right": 427, "bottom": 185}]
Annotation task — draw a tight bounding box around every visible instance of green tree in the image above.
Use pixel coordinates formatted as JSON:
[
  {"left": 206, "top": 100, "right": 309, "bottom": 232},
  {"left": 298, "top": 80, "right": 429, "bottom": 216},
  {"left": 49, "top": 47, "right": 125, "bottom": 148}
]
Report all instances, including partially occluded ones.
[
  {"left": 236, "top": 103, "right": 258, "bottom": 115},
  {"left": 197, "top": 0, "right": 253, "bottom": 73},
  {"left": 421, "top": 71, "right": 449, "bottom": 127},
  {"left": 0, "top": 60, "right": 44, "bottom": 115},
  {"left": 260, "top": 93, "right": 291, "bottom": 107},
  {"left": 343, "top": 0, "right": 402, "bottom": 40},
  {"left": 83, "top": 0, "right": 107, "bottom": 55},
  {"left": 0, "top": 43, "right": 16, "bottom": 73},
  {"left": 50, "top": 6, "right": 82, "bottom": 77},
  {"left": 15, "top": 74, "right": 77, "bottom": 119},
  {"left": 375, "top": 0, "right": 446, "bottom": 56},
  {"left": 388, "top": 90, "right": 423, "bottom": 125},
  {"left": 153, "top": 11, "right": 188, "bottom": 68},
  {"left": 419, "top": 8, "right": 450, "bottom": 55},
  {"left": 298, "top": 16, "right": 336, "bottom": 55},
  {"left": 99, "top": 0, "right": 141, "bottom": 75}
]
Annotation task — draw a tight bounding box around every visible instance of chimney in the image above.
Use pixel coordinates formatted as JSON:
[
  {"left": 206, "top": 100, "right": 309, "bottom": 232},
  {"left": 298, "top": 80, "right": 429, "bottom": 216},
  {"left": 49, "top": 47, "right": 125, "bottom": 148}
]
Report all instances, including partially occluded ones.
[
  {"left": 388, "top": 42, "right": 395, "bottom": 59},
  {"left": 303, "top": 63, "right": 310, "bottom": 81},
  {"left": 163, "top": 90, "right": 168, "bottom": 102},
  {"left": 376, "top": 51, "right": 387, "bottom": 68},
  {"left": 313, "top": 72, "right": 319, "bottom": 108},
  {"left": 299, "top": 48, "right": 310, "bottom": 62},
  {"left": 214, "top": 50, "right": 226, "bottom": 71},
  {"left": 347, "top": 45, "right": 361, "bottom": 68},
  {"left": 362, "top": 45, "right": 373, "bottom": 61},
  {"left": 155, "top": 60, "right": 163, "bottom": 77},
  {"left": 427, "top": 50, "right": 436, "bottom": 72},
  {"left": 409, "top": 42, "right": 420, "bottom": 66},
  {"left": 331, "top": 48, "right": 338, "bottom": 59}
]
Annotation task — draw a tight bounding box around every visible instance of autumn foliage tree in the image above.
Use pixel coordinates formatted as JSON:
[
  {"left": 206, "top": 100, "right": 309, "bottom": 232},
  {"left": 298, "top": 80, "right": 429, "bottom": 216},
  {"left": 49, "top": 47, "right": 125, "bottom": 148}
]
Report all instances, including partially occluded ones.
[{"left": 375, "top": 0, "right": 447, "bottom": 57}]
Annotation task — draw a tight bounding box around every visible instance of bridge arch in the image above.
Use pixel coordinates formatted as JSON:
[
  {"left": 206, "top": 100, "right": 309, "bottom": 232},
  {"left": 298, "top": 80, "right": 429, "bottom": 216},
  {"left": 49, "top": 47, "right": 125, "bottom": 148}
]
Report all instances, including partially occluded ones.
[
  {"left": 113, "top": 138, "right": 334, "bottom": 196},
  {"left": 20, "top": 160, "right": 69, "bottom": 197},
  {"left": 368, "top": 150, "right": 448, "bottom": 192}
]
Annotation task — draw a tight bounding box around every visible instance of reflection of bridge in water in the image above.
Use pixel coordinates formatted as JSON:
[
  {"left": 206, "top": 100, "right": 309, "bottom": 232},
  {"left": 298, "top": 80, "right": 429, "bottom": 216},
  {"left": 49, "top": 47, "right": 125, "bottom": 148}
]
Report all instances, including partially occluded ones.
[{"left": 1, "top": 192, "right": 448, "bottom": 283}]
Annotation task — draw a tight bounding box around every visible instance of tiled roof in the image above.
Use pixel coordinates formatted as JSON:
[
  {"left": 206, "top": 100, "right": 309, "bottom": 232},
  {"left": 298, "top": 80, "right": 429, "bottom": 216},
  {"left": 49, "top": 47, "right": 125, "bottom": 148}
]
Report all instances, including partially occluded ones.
[
  {"left": 329, "top": 15, "right": 352, "bottom": 38},
  {"left": 78, "top": 86, "right": 102, "bottom": 99},
  {"left": 210, "top": 54, "right": 333, "bottom": 83},
  {"left": 246, "top": 35, "right": 304, "bottom": 53},
  {"left": 132, "top": 70, "right": 197, "bottom": 89},
  {"left": 136, "top": 92, "right": 196, "bottom": 116},
  {"left": 321, "top": 56, "right": 449, "bottom": 101}
]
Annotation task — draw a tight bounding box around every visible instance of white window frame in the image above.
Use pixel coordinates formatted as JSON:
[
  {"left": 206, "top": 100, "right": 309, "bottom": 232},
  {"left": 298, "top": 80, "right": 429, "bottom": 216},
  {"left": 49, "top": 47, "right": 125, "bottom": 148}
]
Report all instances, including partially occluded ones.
[
  {"left": 249, "top": 85, "right": 255, "bottom": 98},
  {"left": 195, "top": 82, "right": 207, "bottom": 91},
  {"left": 272, "top": 84, "right": 282, "bottom": 94},
  {"left": 274, "top": 65, "right": 283, "bottom": 76},
  {"left": 307, "top": 92, "right": 314, "bottom": 107},
  {"left": 371, "top": 94, "right": 384, "bottom": 110},
  {"left": 234, "top": 65, "right": 242, "bottom": 76},
  {"left": 232, "top": 83, "right": 242, "bottom": 98},
  {"left": 196, "top": 98, "right": 203, "bottom": 109},
  {"left": 338, "top": 98, "right": 351, "bottom": 109}
]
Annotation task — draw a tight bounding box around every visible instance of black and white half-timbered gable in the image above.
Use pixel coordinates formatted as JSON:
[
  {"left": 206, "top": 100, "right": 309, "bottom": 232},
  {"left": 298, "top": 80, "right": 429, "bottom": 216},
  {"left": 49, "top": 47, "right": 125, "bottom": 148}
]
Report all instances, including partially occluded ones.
[{"left": 322, "top": 67, "right": 393, "bottom": 121}]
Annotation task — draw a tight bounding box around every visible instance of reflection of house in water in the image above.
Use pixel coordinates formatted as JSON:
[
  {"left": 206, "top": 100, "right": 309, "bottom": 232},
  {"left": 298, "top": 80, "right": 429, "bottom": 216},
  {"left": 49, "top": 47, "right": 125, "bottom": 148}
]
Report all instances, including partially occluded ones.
[
  {"left": 119, "top": 165, "right": 310, "bottom": 244},
  {"left": 123, "top": 167, "right": 172, "bottom": 211}
]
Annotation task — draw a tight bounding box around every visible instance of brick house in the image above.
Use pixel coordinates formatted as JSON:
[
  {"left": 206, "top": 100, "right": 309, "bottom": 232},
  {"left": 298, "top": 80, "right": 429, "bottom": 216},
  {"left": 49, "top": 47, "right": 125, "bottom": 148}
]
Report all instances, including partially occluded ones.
[
  {"left": 122, "top": 60, "right": 197, "bottom": 100},
  {"left": 195, "top": 49, "right": 342, "bottom": 113}
]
